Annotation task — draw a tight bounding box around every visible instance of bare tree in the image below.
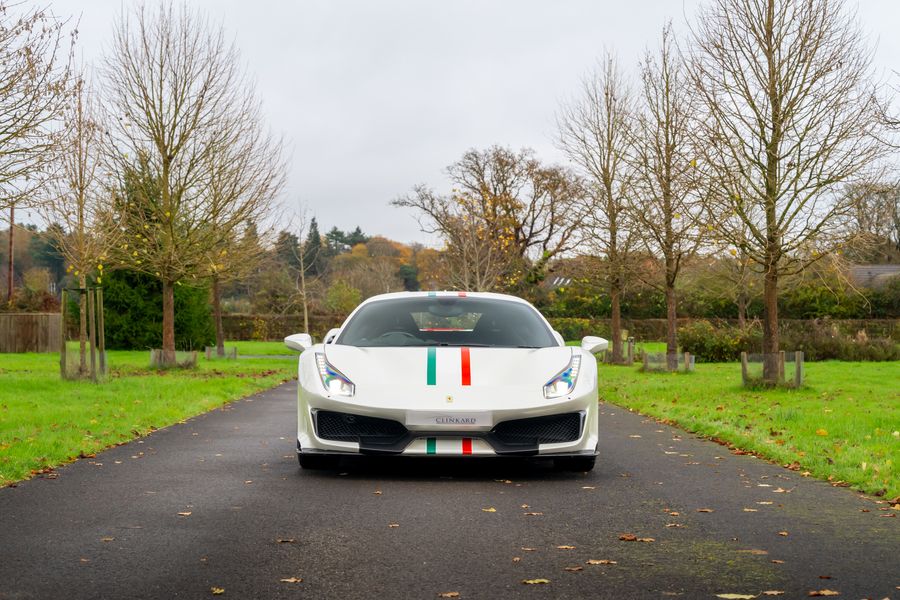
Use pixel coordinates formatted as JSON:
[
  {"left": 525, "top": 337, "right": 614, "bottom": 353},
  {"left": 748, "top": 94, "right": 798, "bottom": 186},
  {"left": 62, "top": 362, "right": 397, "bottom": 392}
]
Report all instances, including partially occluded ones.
[
  {"left": 395, "top": 147, "right": 586, "bottom": 292},
  {"left": 102, "top": 2, "right": 281, "bottom": 365},
  {"left": 690, "top": 0, "right": 890, "bottom": 381},
  {"left": 630, "top": 24, "right": 704, "bottom": 369},
  {"left": 39, "top": 75, "right": 121, "bottom": 373},
  {"left": 0, "top": 1, "right": 72, "bottom": 302},
  {"left": 558, "top": 53, "right": 637, "bottom": 362}
]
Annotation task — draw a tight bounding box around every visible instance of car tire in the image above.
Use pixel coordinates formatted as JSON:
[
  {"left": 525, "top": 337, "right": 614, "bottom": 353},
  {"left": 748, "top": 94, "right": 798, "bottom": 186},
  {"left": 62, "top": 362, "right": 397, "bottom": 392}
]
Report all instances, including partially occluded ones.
[
  {"left": 554, "top": 456, "right": 596, "bottom": 472},
  {"left": 297, "top": 453, "right": 339, "bottom": 470}
]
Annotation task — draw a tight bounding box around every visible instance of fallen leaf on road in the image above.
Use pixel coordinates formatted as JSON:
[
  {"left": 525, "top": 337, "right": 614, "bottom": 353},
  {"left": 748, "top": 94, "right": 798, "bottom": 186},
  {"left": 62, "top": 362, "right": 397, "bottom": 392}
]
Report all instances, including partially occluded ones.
[
  {"left": 373, "top": 490, "right": 382, "bottom": 495},
  {"left": 524, "top": 512, "right": 543, "bottom": 516},
  {"left": 512, "top": 557, "right": 521, "bottom": 563},
  {"left": 279, "top": 578, "right": 302, "bottom": 583},
  {"left": 757, "top": 501, "right": 774, "bottom": 505},
  {"left": 771, "top": 559, "right": 785, "bottom": 564},
  {"left": 619, "top": 534, "right": 654, "bottom": 542},
  {"left": 521, "top": 547, "right": 536, "bottom": 551},
  {"left": 665, "top": 523, "right": 684, "bottom": 528},
  {"left": 668, "top": 511, "right": 680, "bottom": 516},
  {"left": 100, "top": 536, "right": 114, "bottom": 542},
  {"left": 628, "top": 435, "right": 641, "bottom": 438},
  {"left": 777, "top": 531, "right": 789, "bottom": 536},
  {"left": 582, "top": 486, "right": 595, "bottom": 490},
  {"left": 564, "top": 566, "right": 583, "bottom": 572},
  {"left": 438, "top": 593, "right": 460, "bottom": 598},
  {"left": 586, "top": 559, "right": 617, "bottom": 565},
  {"left": 743, "top": 508, "right": 758, "bottom": 512},
  {"left": 556, "top": 545, "right": 576, "bottom": 550},
  {"left": 737, "top": 549, "right": 767, "bottom": 555},
  {"left": 520, "top": 504, "right": 530, "bottom": 509},
  {"left": 773, "top": 488, "right": 789, "bottom": 493},
  {"left": 482, "top": 507, "right": 497, "bottom": 513},
  {"left": 388, "top": 523, "right": 399, "bottom": 528},
  {"left": 808, "top": 591, "right": 839, "bottom": 597},
  {"left": 210, "top": 588, "right": 225, "bottom": 595},
  {"left": 697, "top": 508, "right": 715, "bottom": 513},
  {"left": 715, "top": 594, "right": 756, "bottom": 599},
  {"left": 762, "top": 593, "right": 785, "bottom": 597},
  {"left": 275, "top": 538, "right": 295, "bottom": 543},
  {"left": 177, "top": 512, "right": 192, "bottom": 517},
  {"left": 522, "top": 579, "right": 550, "bottom": 585}
]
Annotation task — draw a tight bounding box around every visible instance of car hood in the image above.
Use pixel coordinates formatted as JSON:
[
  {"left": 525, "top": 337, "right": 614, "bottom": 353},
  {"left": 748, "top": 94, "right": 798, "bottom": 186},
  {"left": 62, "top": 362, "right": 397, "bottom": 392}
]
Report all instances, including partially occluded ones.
[{"left": 323, "top": 344, "right": 573, "bottom": 408}]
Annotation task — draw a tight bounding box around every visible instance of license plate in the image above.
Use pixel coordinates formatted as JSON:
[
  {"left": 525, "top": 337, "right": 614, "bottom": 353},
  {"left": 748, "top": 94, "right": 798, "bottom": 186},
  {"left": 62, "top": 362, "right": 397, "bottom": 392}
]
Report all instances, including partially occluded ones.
[{"left": 405, "top": 411, "right": 492, "bottom": 427}]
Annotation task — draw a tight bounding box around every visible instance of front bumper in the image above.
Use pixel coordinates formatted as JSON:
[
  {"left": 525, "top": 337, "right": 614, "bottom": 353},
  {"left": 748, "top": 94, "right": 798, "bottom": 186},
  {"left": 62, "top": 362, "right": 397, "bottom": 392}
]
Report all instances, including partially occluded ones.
[{"left": 297, "top": 387, "right": 599, "bottom": 458}]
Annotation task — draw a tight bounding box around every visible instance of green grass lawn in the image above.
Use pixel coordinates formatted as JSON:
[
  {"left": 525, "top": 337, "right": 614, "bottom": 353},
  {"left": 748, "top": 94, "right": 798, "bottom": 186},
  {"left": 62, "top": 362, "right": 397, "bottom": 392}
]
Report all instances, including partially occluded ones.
[
  {"left": 597, "top": 360, "right": 900, "bottom": 499},
  {"left": 0, "top": 344, "right": 296, "bottom": 486},
  {"left": 228, "top": 340, "right": 301, "bottom": 356}
]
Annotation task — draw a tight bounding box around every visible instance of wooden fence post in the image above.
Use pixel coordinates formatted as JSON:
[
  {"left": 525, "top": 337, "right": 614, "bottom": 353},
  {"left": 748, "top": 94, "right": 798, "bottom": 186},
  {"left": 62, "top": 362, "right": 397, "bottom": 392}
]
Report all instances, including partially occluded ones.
[
  {"left": 740, "top": 351, "right": 748, "bottom": 385},
  {"left": 642, "top": 353, "right": 649, "bottom": 371},
  {"left": 778, "top": 350, "right": 785, "bottom": 382},
  {"left": 60, "top": 290, "right": 67, "bottom": 379},
  {"left": 684, "top": 352, "right": 692, "bottom": 372},
  {"left": 794, "top": 351, "right": 804, "bottom": 387},
  {"left": 87, "top": 288, "right": 97, "bottom": 383},
  {"left": 97, "top": 288, "right": 106, "bottom": 377},
  {"left": 627, "top": 337, "right": 635, "bottom": 365}
]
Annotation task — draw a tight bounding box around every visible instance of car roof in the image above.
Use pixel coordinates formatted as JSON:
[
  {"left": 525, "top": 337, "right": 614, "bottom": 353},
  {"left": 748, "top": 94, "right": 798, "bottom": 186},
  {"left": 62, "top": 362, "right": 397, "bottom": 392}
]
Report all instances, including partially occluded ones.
[{"left": 357, "top": 291, "right": 534, "bottom": 307}]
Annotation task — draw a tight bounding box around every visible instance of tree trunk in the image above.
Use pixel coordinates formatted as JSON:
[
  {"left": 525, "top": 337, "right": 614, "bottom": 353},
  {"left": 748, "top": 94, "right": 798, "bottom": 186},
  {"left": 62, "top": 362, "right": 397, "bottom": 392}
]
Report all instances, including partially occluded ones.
[
  {"left": 762, "top": 266, "right": 780, "bottom": 383},
  {"left": 161, "top": 280, "right": 176, "bottom": 365},
  {"left": 610, "top": 281, "right": 623, "bottom": 363},
  {"left": 665, "top": 283, "right": 678, "bottom": 371},
  {"left": 212, "top": 276, "right": 224, "bottom": 357},
  {"left": 299, "top": 265, "right": 309, "bottom": 335},
  {"left": 79, "top": 274, "right": 88, "bottom": 374},
  {"left": 6, "top": 205, "right": 13, "bottom": 304},
  {"left": 736, "top": 293, "right": 747, "bottom": 329}
]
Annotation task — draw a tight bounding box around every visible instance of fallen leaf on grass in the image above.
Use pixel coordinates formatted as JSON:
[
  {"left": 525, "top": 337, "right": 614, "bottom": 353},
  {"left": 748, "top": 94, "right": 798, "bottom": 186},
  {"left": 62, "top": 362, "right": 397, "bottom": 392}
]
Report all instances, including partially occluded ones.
[
  {"left": 715, "top": 594, "right": 756, "bottom": 600},
  {"left": 815, "top": 429, "right": 828, "bottom": 436},
  {"left": 522, "top": 579, "right": 550, "bottom": 585},
  {"left": 586, "top": 559, "right": 617, "bottom": 565},
  {"left": 808, "top": 591, "right": 839, "bottom": 597},
  {"left": 438, "top": 593, "right": 460, "bottom": 598},
  {"left": 482, "top": 507, "right": 497, "bottom": 513},
  {"left": 564, "top": 566, "right": 583, "bottom": 572},
  {"left": 275, "top": 538, "right": 295, "bottom": 544},
  {"left": 697, "top": 508, "right": 715, "bottom": 513},
  {"left": 210, "top": 588, "right": 225, "bottom": 595},
  {"left": 556, "top": 545, "right": 576, "bottom": 550},
  {"left": 279, "top": 578, "right": 302, "bottom": 583}
]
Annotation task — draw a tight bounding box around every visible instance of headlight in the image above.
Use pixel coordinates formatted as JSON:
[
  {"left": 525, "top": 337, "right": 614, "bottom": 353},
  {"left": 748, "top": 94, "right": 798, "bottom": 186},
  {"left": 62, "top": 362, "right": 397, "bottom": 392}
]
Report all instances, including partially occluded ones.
[
  {"left": 316, "top": 353, "right": 355, "bottom": 396},
  {"left": 543, "top": 355, "right": 581, "bottom": 399}
]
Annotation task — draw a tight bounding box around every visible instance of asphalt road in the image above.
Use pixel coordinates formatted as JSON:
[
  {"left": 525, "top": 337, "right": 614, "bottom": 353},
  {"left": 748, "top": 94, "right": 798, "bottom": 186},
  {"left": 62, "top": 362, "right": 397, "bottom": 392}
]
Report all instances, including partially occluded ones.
[{"left": 1, "top": 382, "right": 897, "bottom": 600}]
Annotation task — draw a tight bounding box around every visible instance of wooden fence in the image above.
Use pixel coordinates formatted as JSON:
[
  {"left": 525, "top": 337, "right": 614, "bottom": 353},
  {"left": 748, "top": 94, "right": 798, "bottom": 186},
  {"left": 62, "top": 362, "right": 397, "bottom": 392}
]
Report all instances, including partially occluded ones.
[{"left": 0, "top": 313, "right": 61, "bottom": 353}]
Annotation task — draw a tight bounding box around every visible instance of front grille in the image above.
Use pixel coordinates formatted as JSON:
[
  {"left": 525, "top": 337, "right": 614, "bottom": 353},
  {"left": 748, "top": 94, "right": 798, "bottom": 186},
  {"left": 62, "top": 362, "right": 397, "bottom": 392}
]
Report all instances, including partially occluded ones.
[
  {"left": 315, "top": 410, "right": 408, "bottom": 444},
  {"left": 491, "top": 412, "right": 582, "bottom": 446}
]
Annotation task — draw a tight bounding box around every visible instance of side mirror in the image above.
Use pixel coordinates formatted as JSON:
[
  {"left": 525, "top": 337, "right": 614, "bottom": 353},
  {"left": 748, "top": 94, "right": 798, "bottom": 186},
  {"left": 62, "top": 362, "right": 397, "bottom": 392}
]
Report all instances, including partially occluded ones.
[
  {"left": 551, "top": 330, "right": 565, "bottom": 346},
  {"left": 324, "top": 328, "right": 341, "bottom": 344},
  {"left": 284, "top": 333, "right": 313, "bottom": 352},
  {"left": 581, "top": 336, "right": 608, "bottom": 354}
]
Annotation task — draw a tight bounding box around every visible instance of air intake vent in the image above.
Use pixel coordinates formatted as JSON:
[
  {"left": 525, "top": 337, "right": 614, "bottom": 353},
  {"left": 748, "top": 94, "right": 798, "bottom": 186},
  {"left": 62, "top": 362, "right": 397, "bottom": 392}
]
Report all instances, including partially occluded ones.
[{"left": 491, "top": 413, "right": 582, "bottom": 446}]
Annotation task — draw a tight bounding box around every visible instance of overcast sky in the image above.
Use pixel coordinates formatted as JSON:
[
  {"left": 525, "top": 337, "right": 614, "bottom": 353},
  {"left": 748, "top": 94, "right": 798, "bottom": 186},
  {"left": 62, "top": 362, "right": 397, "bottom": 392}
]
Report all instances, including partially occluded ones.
[{"left": 44, "top": 0, "right": 900, "bottom": 245}]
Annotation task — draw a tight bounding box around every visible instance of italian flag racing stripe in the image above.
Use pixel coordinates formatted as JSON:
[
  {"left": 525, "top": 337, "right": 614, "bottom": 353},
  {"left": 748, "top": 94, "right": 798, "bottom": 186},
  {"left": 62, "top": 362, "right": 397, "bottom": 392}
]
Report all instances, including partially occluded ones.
[
  {"left": 460, "top": 347, "right": 471, "bottom": 386},
  {"left": 426, "top": 347, "right": 437, "bottom": 385},
  {"left": 457, "top": 291, "right": 466, "bottom": 297},
  {"left": 425, "top": 438, "right": 474, "bottom": 455}
]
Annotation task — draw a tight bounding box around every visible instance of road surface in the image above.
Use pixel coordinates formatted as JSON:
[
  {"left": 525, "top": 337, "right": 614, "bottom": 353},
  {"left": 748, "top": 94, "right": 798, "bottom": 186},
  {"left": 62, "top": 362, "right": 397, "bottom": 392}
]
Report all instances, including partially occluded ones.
[{"left": 1, "top": 382, "right": 897, "bottom": 599}]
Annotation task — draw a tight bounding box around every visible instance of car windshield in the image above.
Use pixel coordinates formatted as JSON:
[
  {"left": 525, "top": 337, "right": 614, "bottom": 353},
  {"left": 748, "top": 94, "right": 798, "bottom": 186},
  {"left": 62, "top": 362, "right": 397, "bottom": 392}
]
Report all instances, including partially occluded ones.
[{"left": 335, "top": 297, "right": 557, "bottom": 348}]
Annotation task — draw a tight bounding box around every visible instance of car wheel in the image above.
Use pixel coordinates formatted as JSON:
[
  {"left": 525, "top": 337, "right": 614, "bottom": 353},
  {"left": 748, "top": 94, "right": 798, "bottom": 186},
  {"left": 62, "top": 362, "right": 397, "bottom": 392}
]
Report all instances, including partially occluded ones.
[
  {"left": 554, "top": 456, "right": 596, "bottom": 472},
  {"left": 297, "top": 453, "right": 339, "bottom": 470}
]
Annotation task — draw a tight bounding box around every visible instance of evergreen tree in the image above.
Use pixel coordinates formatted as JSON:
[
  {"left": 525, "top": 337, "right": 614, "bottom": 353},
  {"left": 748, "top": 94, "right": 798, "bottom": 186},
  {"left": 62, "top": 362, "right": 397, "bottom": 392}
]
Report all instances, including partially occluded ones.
[
  {"left": 274, "top": 230, "right": 301, "bottom": 271},
  {"left": 302, "top": 218, "right": 323, "bottom": 276}
]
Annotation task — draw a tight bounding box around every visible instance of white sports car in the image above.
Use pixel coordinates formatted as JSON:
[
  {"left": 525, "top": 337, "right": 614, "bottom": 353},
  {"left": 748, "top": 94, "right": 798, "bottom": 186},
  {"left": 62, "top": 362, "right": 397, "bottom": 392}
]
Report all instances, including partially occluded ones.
[{"left": 284, "top": 291, "right": 608, "bottom": 471}]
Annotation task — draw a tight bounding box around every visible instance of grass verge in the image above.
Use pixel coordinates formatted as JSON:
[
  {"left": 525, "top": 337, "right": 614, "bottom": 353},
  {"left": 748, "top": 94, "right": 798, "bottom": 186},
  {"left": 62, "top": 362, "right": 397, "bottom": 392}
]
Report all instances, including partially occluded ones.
[
  {"left": 597, "top": 360, "right": 900, "bottom": 499},
  {"left": 0, "top": 344, "right": 296, "bottom": 486}
]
